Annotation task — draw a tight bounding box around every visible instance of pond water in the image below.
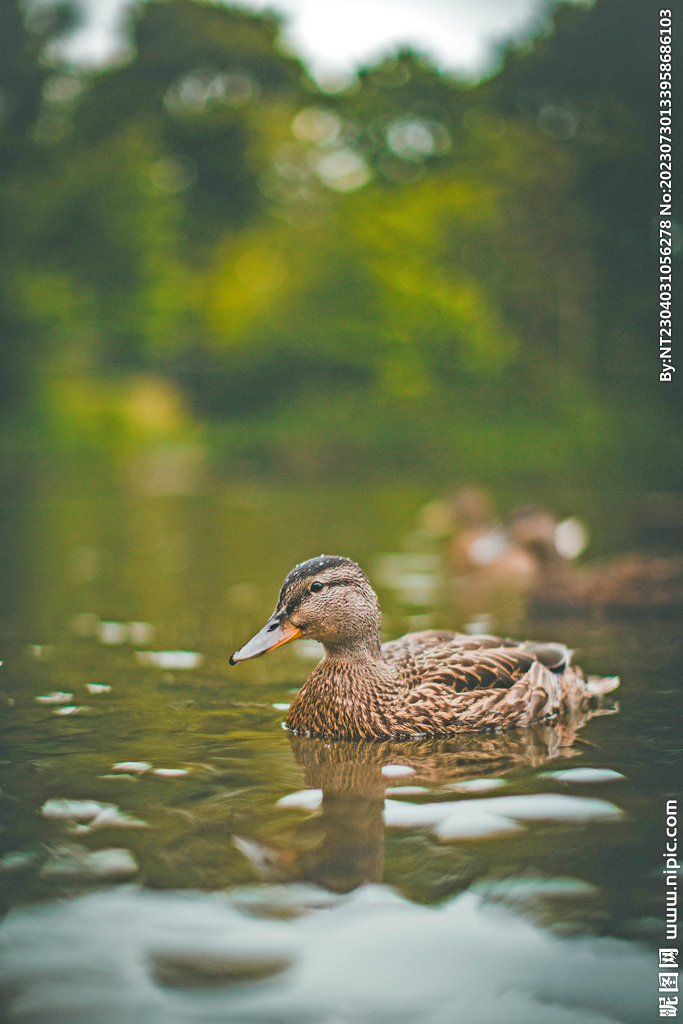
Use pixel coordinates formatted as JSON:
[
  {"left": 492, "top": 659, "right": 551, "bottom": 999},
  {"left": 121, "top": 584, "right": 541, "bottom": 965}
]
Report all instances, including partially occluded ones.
[{"left": 0, "top": 467, "right": 679, "bottom": 1022}]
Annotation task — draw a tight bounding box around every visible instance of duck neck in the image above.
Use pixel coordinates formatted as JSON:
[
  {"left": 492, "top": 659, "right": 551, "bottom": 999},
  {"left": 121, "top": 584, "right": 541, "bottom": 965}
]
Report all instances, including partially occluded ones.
[
  {"left": 321, "top": 635, "right": 383, "bottom": 663},
  {"left": 287, "top": 645, "right": 399, "bottom": 740},
  {"left": 320, "top": 637, "right": 396, "bottom": 708}
]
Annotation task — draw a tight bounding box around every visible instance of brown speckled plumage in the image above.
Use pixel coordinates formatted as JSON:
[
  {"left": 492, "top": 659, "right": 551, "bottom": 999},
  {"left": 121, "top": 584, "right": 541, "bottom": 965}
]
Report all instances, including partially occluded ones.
[{"left": 231, "top": 555, "right": 618, "bottom": 740}]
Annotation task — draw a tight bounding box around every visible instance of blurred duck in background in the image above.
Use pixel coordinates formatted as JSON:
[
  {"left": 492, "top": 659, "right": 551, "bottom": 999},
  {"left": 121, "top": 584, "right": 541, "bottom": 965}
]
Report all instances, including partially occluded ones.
[
  {"left": 412, "top": 487, "right": 564, "bottom": 630},
  {"left": 417, "top": 487, "right": 683, "bottom": 627},
  {"left": 443, "top": 488, "right": 542, "bottom": 629},
  {"left": 509, "top": 504, "right": 683, "bottom": 616}
]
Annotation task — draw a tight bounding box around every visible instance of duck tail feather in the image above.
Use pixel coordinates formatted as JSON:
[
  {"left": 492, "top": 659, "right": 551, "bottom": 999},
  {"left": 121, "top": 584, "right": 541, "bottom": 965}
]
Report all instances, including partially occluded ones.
[{"left": 585, "top": 675, "right": 620, "bottom": 696}]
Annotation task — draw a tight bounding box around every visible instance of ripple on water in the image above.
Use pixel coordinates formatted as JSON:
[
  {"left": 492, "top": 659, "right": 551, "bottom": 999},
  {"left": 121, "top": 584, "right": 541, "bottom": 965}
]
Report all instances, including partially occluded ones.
[{"left": 0, "top": 884, "right": 654, "bottom": 1023}]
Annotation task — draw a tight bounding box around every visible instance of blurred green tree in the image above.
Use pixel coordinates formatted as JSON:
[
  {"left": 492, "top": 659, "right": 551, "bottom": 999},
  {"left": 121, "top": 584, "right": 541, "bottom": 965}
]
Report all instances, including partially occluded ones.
[
  {"left": 0, "top": 0, "right": 679, "bottom": 496},
  {"left": 0, "top": 0, "right": 76, "bottom": 413},
  {"left": 485, "top": 0, "right": 675, "bottom": 411},
  {"left": 72, "top": 0, "right": 309, "bottom": 244}
]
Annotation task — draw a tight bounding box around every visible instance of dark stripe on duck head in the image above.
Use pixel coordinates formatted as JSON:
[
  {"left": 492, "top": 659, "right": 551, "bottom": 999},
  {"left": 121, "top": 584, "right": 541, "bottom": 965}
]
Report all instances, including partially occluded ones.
[
  {"left": 277, "top": 555, "right": 367, "bottom": 608},
  {"left": 284, "top": 576, "right": 361, "bottom": 616}
]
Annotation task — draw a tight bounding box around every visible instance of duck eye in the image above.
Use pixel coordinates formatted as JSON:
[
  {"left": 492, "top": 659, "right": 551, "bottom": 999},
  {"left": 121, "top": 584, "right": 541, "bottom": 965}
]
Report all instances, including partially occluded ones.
[{"left": 310, "top": 581, "right": 324, "bottom": 593}]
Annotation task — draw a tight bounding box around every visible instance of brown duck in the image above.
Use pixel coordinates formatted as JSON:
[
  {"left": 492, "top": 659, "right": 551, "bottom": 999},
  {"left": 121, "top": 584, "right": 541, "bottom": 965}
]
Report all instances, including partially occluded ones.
[
  {"left": 230, "top": 555, "right": 618, "bottom": 740},
  {"left": 507, "top": 508, "right": 683, "bottom": 615}
]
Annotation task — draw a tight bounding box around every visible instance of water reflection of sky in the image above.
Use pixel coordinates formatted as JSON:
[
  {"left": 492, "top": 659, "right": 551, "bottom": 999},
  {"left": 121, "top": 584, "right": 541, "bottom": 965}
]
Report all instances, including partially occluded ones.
[{"left": 0, "top": 883, "right": 654, "bottom": 1023}]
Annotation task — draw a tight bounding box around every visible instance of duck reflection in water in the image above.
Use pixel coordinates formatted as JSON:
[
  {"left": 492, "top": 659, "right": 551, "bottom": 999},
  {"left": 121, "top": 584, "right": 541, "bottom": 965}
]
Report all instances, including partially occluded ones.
[
  {"left": 234, "top": 701, "right": 612, "bottom": 893},
  {"left": 231, "top": 555, "right": 619, "bottom": 891}
]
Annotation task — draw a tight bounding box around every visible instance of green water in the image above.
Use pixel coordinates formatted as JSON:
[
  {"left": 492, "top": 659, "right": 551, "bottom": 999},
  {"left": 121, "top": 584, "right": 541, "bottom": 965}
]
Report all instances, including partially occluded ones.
[{"left": 0, "top": 467, "right": 679, "bottom": 946}]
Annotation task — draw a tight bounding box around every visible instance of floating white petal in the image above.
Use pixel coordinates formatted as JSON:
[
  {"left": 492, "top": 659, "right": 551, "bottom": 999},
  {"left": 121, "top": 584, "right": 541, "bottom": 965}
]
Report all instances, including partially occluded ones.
[{"left": 128, "top": 622, "right": 155, "bottom": 645}]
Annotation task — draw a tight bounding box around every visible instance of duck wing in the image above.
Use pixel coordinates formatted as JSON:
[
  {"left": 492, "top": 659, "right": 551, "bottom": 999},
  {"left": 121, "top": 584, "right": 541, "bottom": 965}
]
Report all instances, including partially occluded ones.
[
  {"left": 381, "top": 631, "right": 590, "bottom": 733},
  {"left": 392, "top": 661, "right": 588, "bottom": 734},
  {"left": 382, "top": 631, "right": 540, "bottom": 692}
]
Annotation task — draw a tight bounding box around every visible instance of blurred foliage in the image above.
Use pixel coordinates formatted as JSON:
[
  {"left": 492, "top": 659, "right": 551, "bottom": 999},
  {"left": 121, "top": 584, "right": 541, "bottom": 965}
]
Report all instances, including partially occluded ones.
[{"left": 0, "top": 0, "right": 680, "bottom": 493}]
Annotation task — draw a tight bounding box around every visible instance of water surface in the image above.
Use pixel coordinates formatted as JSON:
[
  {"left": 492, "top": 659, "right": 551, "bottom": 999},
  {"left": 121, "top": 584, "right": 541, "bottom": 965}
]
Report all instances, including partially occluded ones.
[{"left": 0, "top": 469, "right": 678, "bottom": 1022}]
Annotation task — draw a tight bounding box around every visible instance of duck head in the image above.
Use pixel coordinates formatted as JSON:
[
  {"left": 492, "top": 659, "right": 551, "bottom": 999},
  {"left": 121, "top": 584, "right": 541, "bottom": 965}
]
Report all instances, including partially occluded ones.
[{"left": 230, "top": 555, "right": 382, "bottom": 664}]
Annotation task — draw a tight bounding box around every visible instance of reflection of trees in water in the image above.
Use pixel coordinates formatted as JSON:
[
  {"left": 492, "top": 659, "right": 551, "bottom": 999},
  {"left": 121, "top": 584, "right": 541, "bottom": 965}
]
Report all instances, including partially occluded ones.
[{"left": 237, "top": 709, "right": 597, "bottom": 894}]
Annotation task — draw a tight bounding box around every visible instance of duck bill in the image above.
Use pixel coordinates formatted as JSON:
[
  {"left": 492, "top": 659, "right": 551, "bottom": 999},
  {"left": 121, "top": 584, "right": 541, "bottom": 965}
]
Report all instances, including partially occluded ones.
[{"left": 230, "top": 615, "right": 302, "bottom": 664}]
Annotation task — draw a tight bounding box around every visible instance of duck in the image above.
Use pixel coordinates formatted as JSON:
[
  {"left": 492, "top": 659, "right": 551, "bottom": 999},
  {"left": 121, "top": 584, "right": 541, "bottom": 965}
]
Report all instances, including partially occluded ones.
[
  {"left": 230, "top": 555, "right": 618, "bottom": 740},
  {"left": 507, "top": 508, "right": 683, "bottom": 616}
]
